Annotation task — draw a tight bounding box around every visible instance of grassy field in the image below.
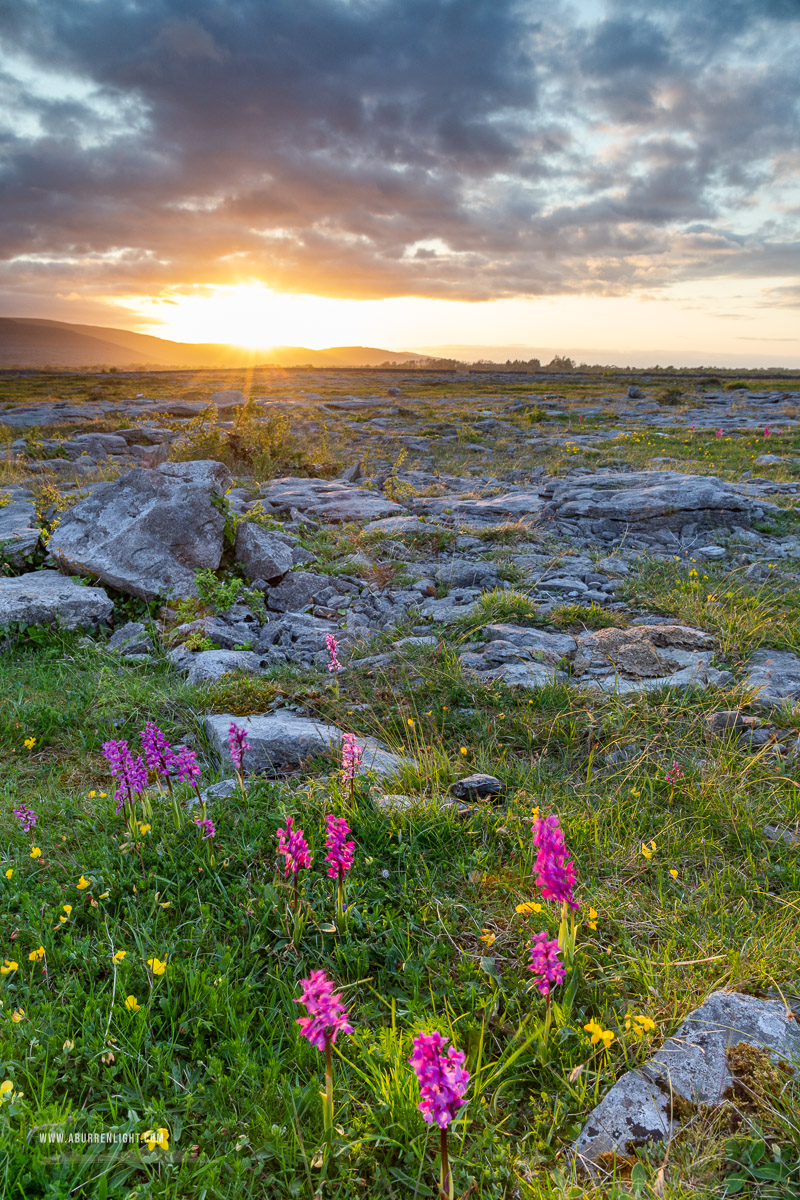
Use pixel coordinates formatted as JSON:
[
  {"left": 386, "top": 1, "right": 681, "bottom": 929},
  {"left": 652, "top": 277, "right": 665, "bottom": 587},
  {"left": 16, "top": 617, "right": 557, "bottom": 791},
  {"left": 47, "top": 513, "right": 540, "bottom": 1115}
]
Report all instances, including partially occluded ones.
[{"left": 1, "top": 369, "right": 800, "bottom": 1199}]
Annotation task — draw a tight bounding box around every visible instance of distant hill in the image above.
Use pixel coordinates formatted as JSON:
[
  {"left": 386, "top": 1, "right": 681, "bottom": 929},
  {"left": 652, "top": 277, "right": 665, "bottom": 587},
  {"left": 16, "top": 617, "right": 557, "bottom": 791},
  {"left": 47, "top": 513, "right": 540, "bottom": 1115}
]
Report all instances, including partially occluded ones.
[{"left": 0, "top": 317, "right": 420, "bottom": 369}]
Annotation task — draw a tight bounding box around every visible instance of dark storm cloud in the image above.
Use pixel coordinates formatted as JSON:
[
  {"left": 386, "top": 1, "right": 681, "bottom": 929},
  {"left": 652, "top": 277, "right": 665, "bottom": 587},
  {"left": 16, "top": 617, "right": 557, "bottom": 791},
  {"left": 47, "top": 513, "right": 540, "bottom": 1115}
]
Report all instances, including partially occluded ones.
[{"left": 0, "top": 0, "right": 798, "bottom": 308}]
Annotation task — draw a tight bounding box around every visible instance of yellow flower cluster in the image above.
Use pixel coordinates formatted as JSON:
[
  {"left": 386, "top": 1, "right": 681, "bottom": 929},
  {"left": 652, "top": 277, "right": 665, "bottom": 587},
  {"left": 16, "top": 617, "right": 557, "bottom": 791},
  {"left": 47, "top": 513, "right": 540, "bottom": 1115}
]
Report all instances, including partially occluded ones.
[{"left": 584, "top": 1019, "right": 615, "bottom": 1049}]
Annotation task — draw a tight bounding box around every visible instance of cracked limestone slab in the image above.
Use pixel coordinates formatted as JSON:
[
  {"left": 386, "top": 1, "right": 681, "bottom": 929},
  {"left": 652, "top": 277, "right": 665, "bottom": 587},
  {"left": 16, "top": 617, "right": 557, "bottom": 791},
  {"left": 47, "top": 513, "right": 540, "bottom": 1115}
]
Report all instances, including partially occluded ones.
[
  {"left": 0, "top": 570, "right": 113, "bottom": 631},
  {"left": 204, "top": 710, "right": 409, "bottom": 780}
]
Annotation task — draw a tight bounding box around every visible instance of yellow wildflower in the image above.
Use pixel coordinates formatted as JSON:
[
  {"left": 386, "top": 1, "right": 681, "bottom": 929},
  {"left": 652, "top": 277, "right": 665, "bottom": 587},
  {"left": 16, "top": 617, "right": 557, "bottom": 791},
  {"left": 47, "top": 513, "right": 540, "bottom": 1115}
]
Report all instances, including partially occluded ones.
[
  {"left": 1, "top": 959, "right": 19, "bottom": 974},
  {"left": 113, "top": 950, "right": 127, "bottom": 963},
  {"left": 584, "top": 1019, "right": 615, "bottom": 1049},
  {"left": 625, "top": 1013, "right": 656, "bottom": 1036},
  {"left": 515, "top": 901, "right": 543, "bottom": 915},
  {"left": 11, "top": 1009, "right": 25, "bottom": 1023},
  {"left": 479, "top": 929, "right": 496, "bottom": 948},
  {"left": 63, "top": 1039, "right": 75, "bottom": 1052},
  {"left": 24, "top": 738, "right": 36, "bottom": 750},
  {"left": 58, "top": 905, "right": 73, "bottom": 924},
  {"left": 669, "top": 869, "right": 678, "bottom": 879},
  {"left": 641, "top": 840, "right": 656, "bottom": 860},
  {"left": 147, "top": 957, "right": 167, "bottom": 976},
  {"left": 4, "top": 869, "right": 12, "bottom": 879},
  {"left": 585, "top": 906, "right": 599, "bottom": 931},
  {"left": 459, "top": 746, "right": 468, "bottom": 755},
  {"left": 407, "top": 718, "right": 415, "bottom": 727},
  {"left": 28, "top": 945, "right": 45, "bottom": 963},
  {"left": 0, "top": 1079, "right": 22, "bottom": 1103},
  {"left": 138, "top": 823, "right": 151, "bottom": 835},
  {"left": 30, "top": 847, "right": 41, "bottom": 859},
  {"left": 88, "top": 790, "right": 96, "bottom": 798},
  {"left": 76, "top": 875, "right": 90, "bottom": 890},
  {"left": 141, "top": 1127, "right": 169, "bottom": 1152},
  {"left": 99, "top": 792, "right": 107, "bottom": 798},
  {"left": 124, "top": 995, "right": 141, "bottom": 1013},
  {"left": 98, "top": 891, "right": 110, "bottom": 899}
]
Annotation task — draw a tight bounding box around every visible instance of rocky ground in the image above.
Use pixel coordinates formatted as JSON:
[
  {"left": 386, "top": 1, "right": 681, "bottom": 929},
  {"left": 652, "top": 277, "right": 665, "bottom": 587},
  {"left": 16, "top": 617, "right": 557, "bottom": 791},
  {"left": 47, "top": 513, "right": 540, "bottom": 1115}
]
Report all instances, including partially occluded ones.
[{"left": 1, "top": 367, "right": 799, "bottom": 1197}]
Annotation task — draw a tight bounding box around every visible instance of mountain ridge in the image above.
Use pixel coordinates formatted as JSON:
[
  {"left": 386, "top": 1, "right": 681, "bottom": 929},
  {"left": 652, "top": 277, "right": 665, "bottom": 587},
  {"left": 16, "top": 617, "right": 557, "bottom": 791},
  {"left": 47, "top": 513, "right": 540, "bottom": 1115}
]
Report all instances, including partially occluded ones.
[{"left": 0, "top": 317, "right": 421, "bottom": 369}]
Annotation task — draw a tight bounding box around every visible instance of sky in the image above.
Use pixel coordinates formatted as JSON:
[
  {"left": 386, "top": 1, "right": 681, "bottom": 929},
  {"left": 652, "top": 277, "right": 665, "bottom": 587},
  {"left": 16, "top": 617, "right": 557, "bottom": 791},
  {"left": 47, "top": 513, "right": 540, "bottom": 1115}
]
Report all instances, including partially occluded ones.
[{"left": 1, "top": 0, "right": 799, "bottom": 366}]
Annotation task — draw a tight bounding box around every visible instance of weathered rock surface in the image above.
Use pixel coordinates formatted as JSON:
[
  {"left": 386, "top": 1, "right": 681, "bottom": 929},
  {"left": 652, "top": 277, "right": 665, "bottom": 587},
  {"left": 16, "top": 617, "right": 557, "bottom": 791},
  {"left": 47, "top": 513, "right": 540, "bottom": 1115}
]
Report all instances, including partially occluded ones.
[
  {"left": 542, "top": 472, "right": 771, "bottom": 538},
  {"left": 265, "top": 570, "right": 337, "bottom": 613},
  {"left": 642, "top": 990, "right": 800, "bottom": 1104},
  {"left": 107, "top": 621, "right": 154, "bottom": 656},
  {"left": 573, "top": 1070, "right": 674, "bottom": 1169},
  {"left": 48, "top": 460, "right": 230, "bottom": 599},
  {"left": 0, "top": 570, "right": 113, "bottom": 631},
  {"left": 204, "top": 710, "right": 408, "bottom": 778},
  {"left": 234, "top": 522, "right": 294, "bottom": 583},
  {"left": 462, "top": 621, "right": 727, "bottom": 694},
  {"left": 259, "top": 477, "right": 404, "bottom": 522},
  {"left": 0, "top": 488, "right": 39, "bottom": 565},
  {"left": 172, "top": 648, "right": 265, "bottom": 685},
  {"left": 450, "top": 774, "right": 506, "bottom": 800},
  {"left": 574, "top": 991, "right": 800, "bottom": 1169},
  {"left": 745, "top": 648, "right": 800, "bottom": 708}
]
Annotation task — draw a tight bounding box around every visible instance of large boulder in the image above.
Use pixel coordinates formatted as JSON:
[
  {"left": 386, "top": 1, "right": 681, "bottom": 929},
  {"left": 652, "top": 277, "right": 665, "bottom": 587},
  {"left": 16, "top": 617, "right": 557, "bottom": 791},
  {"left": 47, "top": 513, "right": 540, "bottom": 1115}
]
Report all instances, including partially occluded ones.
[
  {"left": 48, "top": 460, "right": 231, "bottom": 600},
  {"left": 234, "top": 522, "right": 294, "bottom": 583},
  {"left": 204, "top": 710, "right": 408, "bottom": 779},
  {"left": 0, "top": 488, "right": 39, "bottom": 566},
  {"left": 0, "top": 570, "right": 112, "bottom": 631}
]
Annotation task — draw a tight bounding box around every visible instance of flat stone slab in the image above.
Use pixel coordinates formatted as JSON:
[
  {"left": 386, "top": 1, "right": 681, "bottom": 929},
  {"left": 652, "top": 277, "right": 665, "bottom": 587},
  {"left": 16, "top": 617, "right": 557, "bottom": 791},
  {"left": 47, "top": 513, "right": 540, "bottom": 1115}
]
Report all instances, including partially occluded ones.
[
  {"left": 260, "top": 477, "right": 403, "bottom": 523},
  {"left": 447, "top": 492, "right": 546, "bottom": 520},
  {"left": 48, "top": 460, "right": 230, "bottom": 600},
  {"left": 0, "top": 570, "right": 113, "bottom": 631},
  {"left": 204, "top": 710, "right": 408, "bottom": 779},
  {"left": 0, "top": 489, "right": 39, "bottom": 566},
  {"left": 542, "top": 471, "right": 771, "bottom": 537},
  {"left": 745, "top": 648, "right": 800, "bottom": 708}
]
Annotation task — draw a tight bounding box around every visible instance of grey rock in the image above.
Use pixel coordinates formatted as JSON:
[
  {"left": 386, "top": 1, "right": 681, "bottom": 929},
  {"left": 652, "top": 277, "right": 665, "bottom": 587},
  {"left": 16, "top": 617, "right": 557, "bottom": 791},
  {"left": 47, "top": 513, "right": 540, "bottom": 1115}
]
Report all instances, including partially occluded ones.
[
  {"left": 209, "top": 389, "right": 246, "bottom": 410},
  {"left": 573, "top": 1070, "right": 673, "bottom": 1169},
  {"left": 419, "top": 589, "right": 480, "bottom": 623},
  {"left": 745, "top": 648, "right": 800, "bottom": 708},
  {"left": 265, "top": 570, "right": 334, "bottom": 613},
  {"left": 178, "top": 649, "right": 265, "bottom": 684},
  {"left": 0, "top": 490, "right": 40, "bottom": 566},
  {"left": 48, "top": 460, "right": 230, "bottom": 600},
  {"left": 627, "top": 385, "right": 644, "bottom": 399},
  {"left": 260, "top": 477, "right": 403, "bottom": 523},
  {"left": 484, "top": 625, "right": 576, "bottom": 661},
  {"left": 705, "top": 710, "right": 761, "bottom": 735},
  {"left": 481, "top": 660, "right": 565, "bottom": 689},
  {"left": 449, "top": 774, "right": 506, "bottom": 800},
  {"left": 0, "top": 570, "right": 113, "bottom": 631},
  {"left": 234, "top": 522, "right": 294, "bottom": 583},
  {"left": 643, "top": 990, "right": 800, "bottom": 1105},
  {"left": 436, "top": 560, "right": 500, "bottom": 589},
  {"left": 107, "top": 621, "right": 154, "bottom": 656},
  {"left": 204, "top": 710, "right": 408, "bottom": 779},
  {"left": 543, "top": 472, "right": 770, "bottom": 537},
  {"left": 763, "top": 824, "right": 800, "bottom": 847}
]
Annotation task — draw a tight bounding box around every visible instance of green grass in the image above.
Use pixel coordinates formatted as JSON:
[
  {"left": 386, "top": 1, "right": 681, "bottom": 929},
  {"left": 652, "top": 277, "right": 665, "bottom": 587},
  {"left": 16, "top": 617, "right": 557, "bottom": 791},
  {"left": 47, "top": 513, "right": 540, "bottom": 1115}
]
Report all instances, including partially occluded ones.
[{"left": 1, "top": 630, "right": 799, "bottom": 1198}]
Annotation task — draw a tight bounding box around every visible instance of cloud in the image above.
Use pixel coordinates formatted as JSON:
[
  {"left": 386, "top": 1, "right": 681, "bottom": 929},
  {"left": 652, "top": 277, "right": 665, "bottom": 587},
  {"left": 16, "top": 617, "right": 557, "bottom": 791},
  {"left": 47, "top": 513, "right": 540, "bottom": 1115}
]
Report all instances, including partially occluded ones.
[{"left": 0, "top": 0, "right": 798, "bottom": 311}]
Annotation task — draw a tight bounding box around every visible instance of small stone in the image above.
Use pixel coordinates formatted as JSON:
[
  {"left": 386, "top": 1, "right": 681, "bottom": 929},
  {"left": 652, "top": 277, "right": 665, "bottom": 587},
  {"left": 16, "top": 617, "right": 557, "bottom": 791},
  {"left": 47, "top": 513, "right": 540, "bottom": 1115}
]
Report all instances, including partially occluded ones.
[
  {"left": 449, "top": 774, "right": 506, "bottom": 800},
  {"left": 107, "top": 621, "right": 154, "bottom": 656}
]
